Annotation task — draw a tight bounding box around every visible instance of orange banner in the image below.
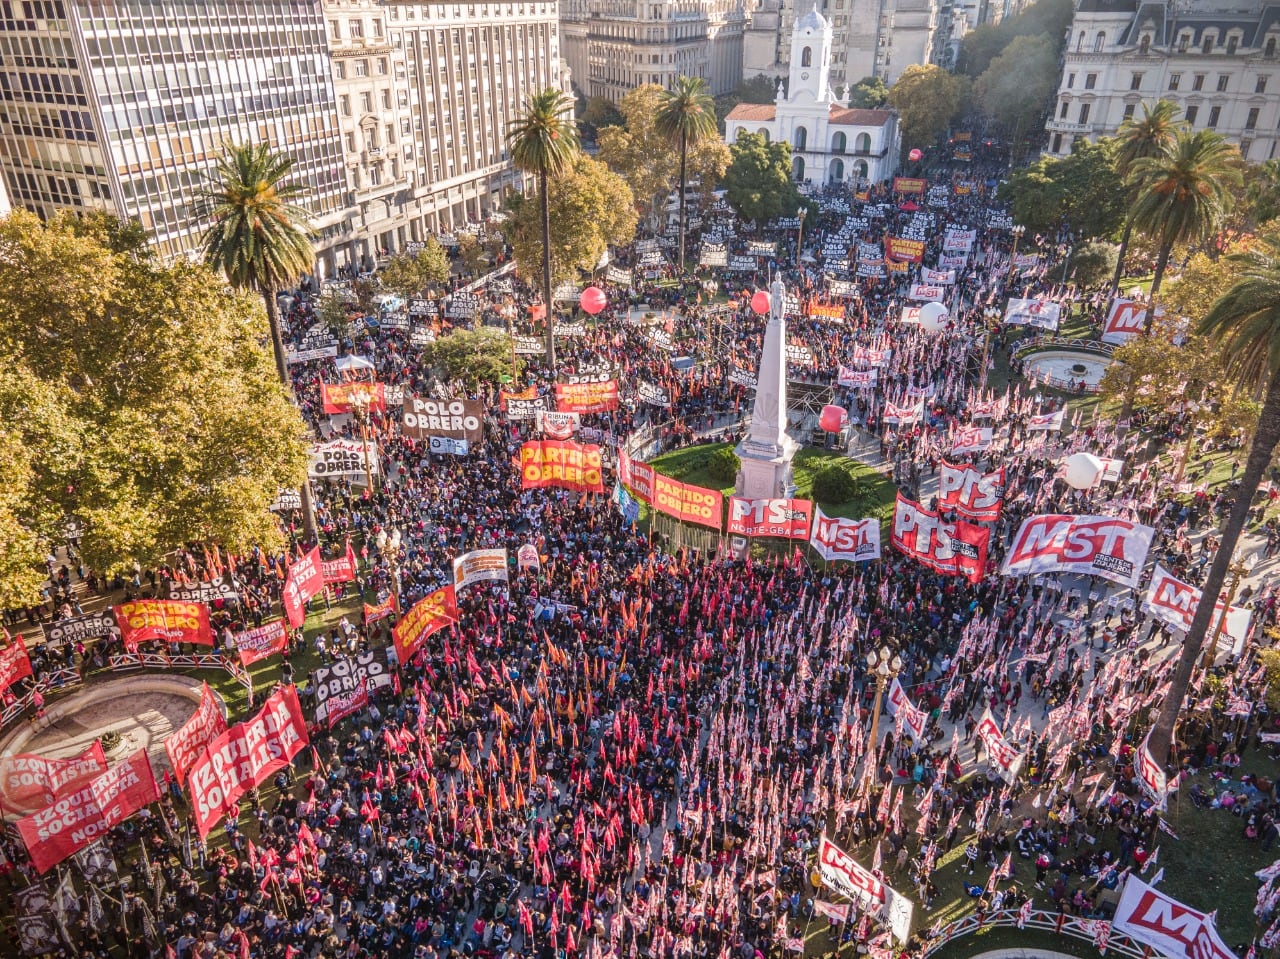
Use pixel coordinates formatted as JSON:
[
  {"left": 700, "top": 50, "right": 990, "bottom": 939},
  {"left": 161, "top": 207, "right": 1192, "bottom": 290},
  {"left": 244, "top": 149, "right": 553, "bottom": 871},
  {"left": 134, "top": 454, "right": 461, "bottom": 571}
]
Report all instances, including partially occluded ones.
[
  {"left": 393, "top": 585, "right": 457, "bottom": 663},
  {"left": 321, "top": 382, "right": 386, "bottom": 415},
  {"left": 885, "top": 237, "right": 925, "bottom": 263},
  {"left": 555, "top": 381, "right": 619, "bottom": 413},
  {"left": 806, "top": 300, "right": 846, "bottom": 320},
  {"left": 892, "top": 176, "right": 926, "bottom": 195},
  {"left": 520, "top": 440, "right": 605, "bottom": 493},
  {"left": 652, "top": 473, "right": 723, "bottom": 530}
]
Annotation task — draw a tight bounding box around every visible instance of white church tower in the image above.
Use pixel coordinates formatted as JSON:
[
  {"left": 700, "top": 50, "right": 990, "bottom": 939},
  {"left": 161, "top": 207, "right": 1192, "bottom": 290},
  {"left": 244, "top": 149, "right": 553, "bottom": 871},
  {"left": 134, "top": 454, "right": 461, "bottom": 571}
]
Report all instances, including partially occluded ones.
[{"left": 787, "top": 4, "right": 835, "bottom": 105}]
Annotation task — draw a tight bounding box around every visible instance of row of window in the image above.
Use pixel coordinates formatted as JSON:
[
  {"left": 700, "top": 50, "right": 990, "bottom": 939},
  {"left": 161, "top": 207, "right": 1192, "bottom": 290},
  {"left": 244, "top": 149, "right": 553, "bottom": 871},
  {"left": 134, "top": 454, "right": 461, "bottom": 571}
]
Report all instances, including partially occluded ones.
[
  {"left": 1059, "top": 96, "right": 1267, "bottom": 132},
  {"left": 1068, "top": 70, "right": 1269, "bottom": 94},
  {"left": 1077, "top": 27, "right": 1279, "bottom": 57}
]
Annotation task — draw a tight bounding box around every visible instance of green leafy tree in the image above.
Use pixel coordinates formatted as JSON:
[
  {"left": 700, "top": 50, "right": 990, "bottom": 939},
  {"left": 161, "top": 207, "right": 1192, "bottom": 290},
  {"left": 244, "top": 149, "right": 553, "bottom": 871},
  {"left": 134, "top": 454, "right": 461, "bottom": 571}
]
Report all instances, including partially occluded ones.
[
  {"left": 457, "top": 233, "right": 489, "bottom": 277},
  {"left": 958, "top": 0, "right": 1073, "bottom": 77},
  {"left": 507, "top": 88, "right": 580, "bottom": 366},
  {"left": 887, "top": 65, "right": 969, "bottom": 155},
  {"left": 689, "top": 137, "right": 733, "bottom": 203},
  {"left": 427, "top": 327, "right": 519, "bottom": 387},
  {"left": 1164, "top": 238, "right": 1257, "bottom": 321},
  {"left": 848, "top": 76, "right": 889, "bottom": 109},
  {"left": 379, "top": 240, "right": 450, "bottom": 300},
  {"left": 582, "top": 96, "right": 623, "bottom": 130},
  {"left": 1110, "top": 100, "right": 1184, "bottom": 292},
  {"left": 316, "top": 287, "right": 353, "bottom": 334},
  {"left": 973, "top": 35, "right": 1059, "bottom": 153},
  {"left": 1128, "top": 129, "right": 1242, "bottom": 297},
  {"left": 502, "top": 155, "right": 637, "bottom": 288},
  {"left": 1244, "top": 158, "right": 1280, "bottom": 227},
  {"left": 1065, "top": 240, "right": 1119, "bottom": 288},
  {"left": 1149, "top": 230, "right": 1280, "bottom": 761},
  {"left": 1000, "top": 140, "right": 1125, "bottom": 239},
  {"left": 721, "top": 131, "right": 804, "bottom": 223},
  {"left": 196, "top": 141, "right": 317, "bottom": 540},
  {"left": 597, "top": 85, "right": 681, "bottom": 228},
  {"left": 656, "top": 76, "right": 720, "bottom": 272}
]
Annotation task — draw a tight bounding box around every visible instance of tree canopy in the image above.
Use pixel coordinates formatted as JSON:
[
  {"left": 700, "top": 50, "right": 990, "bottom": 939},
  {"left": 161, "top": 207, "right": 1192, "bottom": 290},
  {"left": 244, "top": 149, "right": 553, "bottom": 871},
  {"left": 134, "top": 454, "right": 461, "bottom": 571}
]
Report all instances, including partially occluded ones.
[
  {"left": 721, "top": 130, "right": 805, "bottom": 223},
  {"left": 0, "top": 210, "right": 310, "bottom": 597},
  {"left": 999, "top": 139, "right": 1125, "bottom": 238},
  {"left": 597, "top": 85, "right": 680, "bottom": 225},
  {"left": 848, "top": 76, "right": 889, "bottom": 109},
  {"left": 958, "top": 0, "right": 1073, "bottom": 77},
  {"left": 379, "top": 240, "right": 451, "bottom": 299},
  {"left": 887, "top": 65, "right": 969, "bottom": 154},
  {"left": 973, "top": 35, "right": 1060, "bottom": 140},
  {"left": 426, "top": 327, "right": 519, "bottom": 387}
]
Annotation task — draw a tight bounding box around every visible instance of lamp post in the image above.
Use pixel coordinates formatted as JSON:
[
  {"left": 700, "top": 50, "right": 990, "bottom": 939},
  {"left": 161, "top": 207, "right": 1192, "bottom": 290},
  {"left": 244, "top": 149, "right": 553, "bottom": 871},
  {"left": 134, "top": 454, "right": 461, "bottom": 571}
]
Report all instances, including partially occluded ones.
[
  {"left": 979, "top": 306, "right": 1002, "bottom": 392},
  {"left": 796, "top": 207, "right": 807, "bottom": 268},
  {"left": 1007, "top": 224, "right": 1026, "bottom": 282},
  {"left": 1201, "top": 552, "right": 1253, "bottom": 669},
  {"left": 348, "top": 388, "right": 376, "bottom": 492},
  {"left": 866, "top": 644, "right": 903, "bottom": 757}
]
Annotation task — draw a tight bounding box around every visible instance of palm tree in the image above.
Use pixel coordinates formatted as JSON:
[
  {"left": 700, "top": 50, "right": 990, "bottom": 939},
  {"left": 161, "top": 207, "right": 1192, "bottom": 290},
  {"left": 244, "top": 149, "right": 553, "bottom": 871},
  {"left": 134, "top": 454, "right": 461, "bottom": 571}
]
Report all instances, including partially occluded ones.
[
  {"left": 656, "top": 76, "right": 718, "bottom": 273},
  {"left": 1148, "top": 230, "right": 1280, "bottom": 762},
  {"left": 1110, "top": 100, "right": 1182, "bottom": 294},
  {"left": 1128, "top": 128, "right": 1241, "bottom": 299},
  {"left": 198, "top": 142, "right": 319, "bottom": 541},
  {"left": 507, "top": 89, "right": 580, "bottom": 367}
]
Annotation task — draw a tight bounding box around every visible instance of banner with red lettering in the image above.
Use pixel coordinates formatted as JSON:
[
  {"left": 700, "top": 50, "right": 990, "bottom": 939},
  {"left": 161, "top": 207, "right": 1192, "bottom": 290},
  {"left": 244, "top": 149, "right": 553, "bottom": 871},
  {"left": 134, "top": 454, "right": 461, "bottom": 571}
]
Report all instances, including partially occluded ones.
[
  {"left": 950, "top": 426, "right": 993, "bottom": 456},
  {"left": 1142, "top": 564, "right": 1252, "bottom": 653},
  {"left": 393, "top": 585, "right": 458, "bottom": 663},
  {"left": 113, "top": 600, "right": 214, "bottom": 650},
  {"left": 165, "top": 682, "right": 227, "bottom": 787},
  {"left": 1027, "top": 409, "right": 1065, "bottom": 431},
  {"left": 520, "top": 440, "right": 606, "bottom": 493},
  {"left": 892, "top": 495, "right": 988, "bottom": 584},
  {"left": 187, "top": 685, "right": 309, "bottom": 838},
  {"left": 885, "top": 237, "right": 925, "bottom": 262},
  {"left": 975, "top": 707, "right": 1024, "bottom": 783},
  {"left": 17, "top": 749, "right": 160, "bottom": 873},
  {"left": 885, "top": 678, "right": 928, "bottom": 744},
  {"left": 364, "top": 593, "right": 399, "bottom": 625},
  {"left": 321, "top": 541, "right": 358, "bottom": 585},
  {"left": 1101, "top": 299, "right": 1151, "bottom": 345},
  {"left": 1003, "top": 514, "right": 1154, "bottom": 589},
  {"left": 0, "top": 634, "right": 32, "bottom": 696},
  {"left": 282, "top": 546, "right": 325, "bottom": 629},
  {"left": 907, "top": 283, "right": 944, "bottom": 302},
  {"left": 727, "top": 497, "right": 812, "bottom": 539},
  {"left": 234, "top": 621, "right": 289, "bottom": 667},
  {"left": 320, "top": 382, "right": 386, "bottom": 415},
  {"left": 809, "top": 506, "right": 881, "bottom": 562},
  {"left": 937, "top": 462, "right": 1004, "bottom": 521},
  {"left": 616, "top": 451, "right": 656, "bottom": 504},
  {"left": 651, "top": 473, "right": 723, "bottom": 530},
  {"left": 837, "top": 366, "right": 877, "bottom": 388},
  {"left": 882, "top": 400, "right": 922, "bottom": 425},
  {"left": 554, "top": 381, "right": 619, "bottom": 413},
  {"left": 1113, "top": 877, "right": 1237, "bottom": 959},
  {"left": 892, "top": 177, "right": 926, "bottom": 195},
  {"left": 817, "top": 836, "right": 914, "bottom": 943},
  {"left": 0, "top": 742, "right": 107, "bottom": 818}
]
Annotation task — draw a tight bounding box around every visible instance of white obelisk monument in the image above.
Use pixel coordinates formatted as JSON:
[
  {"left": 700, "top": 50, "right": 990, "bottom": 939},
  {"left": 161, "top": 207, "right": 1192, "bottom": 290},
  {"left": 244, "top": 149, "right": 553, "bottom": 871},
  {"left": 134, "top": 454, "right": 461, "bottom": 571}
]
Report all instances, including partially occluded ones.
[{"left": 735, "top": 276, "right": 799, "bottom": 498}]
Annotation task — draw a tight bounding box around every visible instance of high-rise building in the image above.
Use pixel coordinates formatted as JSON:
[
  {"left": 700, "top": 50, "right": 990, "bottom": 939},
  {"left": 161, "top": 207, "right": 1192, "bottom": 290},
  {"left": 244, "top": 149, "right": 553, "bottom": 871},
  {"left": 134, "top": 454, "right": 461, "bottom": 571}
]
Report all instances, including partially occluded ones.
[
  {"left": 560, "top": 0, "right": 744, "bottom": 104},
  {"left": 771, "top": 0, "right": 940, "bottom": 89},
  {"left": 0, "top": 0, "right": 348, "bottom": 264},
  {"left": 1045, "top": 0, "right": 1280, "bottom": 163}
]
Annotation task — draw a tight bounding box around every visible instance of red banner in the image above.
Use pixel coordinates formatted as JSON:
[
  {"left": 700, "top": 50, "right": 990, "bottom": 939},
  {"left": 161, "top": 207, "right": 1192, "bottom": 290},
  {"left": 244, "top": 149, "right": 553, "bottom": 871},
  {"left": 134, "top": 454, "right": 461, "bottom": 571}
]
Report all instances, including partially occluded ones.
[
  {"left": 1002, "top": 514, "right": 1154, "bottom": 589},
  {"left": 885, "top": 237, "right": 925, "bottom": 262},
  {"left": 17, "top": 749, "right": 160, "bottom": 873},
  {"left": 727, "top": 497, "right": 812, "bottom": 539},
  {"left": 320, "top": 382, "right": 386, "bottom": 415},
  {"left": 282, "top": 546, "right": 325, "bottom": 629},
  {"left": 892, "top": 176, "right": 926, "bottom": 195},
  {"left": 937, "top": 462, "right": 1004, "bottom": 521},
  {"left": 975, "top": 707, "right": 1024, "bottom": 783},
  {"left": 234, "top": 620, "right": 289, "bottom": 667},
  {"left": 165, "top": 682, "right": 227, "bottom": 787},
  {"left": 321, "top": 541, "right": 358, "bottom": 585},
  {"left": 554, "top": 381, "right": 619, "bottom": 413},
  {"left": 1101, "top": 298, "right": 1148, "bottom": 345},
  {"left": 364, "top": 593, "right": 398, "bottom": 625},
  {"left": 187, "top": 685, "right": 309, "bottom": 838},
  {"left": 520, "top": 440, "right": 606, "bottom": 493},
  {"left": 0, "top": 742, "right": 107, "bottom": 817},
  {"left": 809, "top": 507, "right": 881, "bottom": 562},
  {"left": 114, "top": 600, "right": 213, "bottom": 650},
  {"left": 393, "top": 585, "right": 457, "bottom": 663},
  {"left": 1113, "top": 877, "right": 1235, "bottom": 959},
  {"left": 0, "top": 634, "right": 32, "bottom": 696},
  {"left": 616, "top": 451, "right": 656, "bottom": 503},
  {"left": 651, "top": 473, "right": 723, "bottom": 530},
  {"left": 891, "top": 494, "right": 989, "bottom": 584}
]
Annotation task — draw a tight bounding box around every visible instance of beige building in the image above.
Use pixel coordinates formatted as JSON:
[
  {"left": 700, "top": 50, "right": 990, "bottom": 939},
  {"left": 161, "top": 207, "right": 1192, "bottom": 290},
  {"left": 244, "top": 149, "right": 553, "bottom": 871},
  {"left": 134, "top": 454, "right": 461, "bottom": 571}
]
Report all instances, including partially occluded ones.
[{"left": 560, "top": 0, "right": 745, "bottom": 103}]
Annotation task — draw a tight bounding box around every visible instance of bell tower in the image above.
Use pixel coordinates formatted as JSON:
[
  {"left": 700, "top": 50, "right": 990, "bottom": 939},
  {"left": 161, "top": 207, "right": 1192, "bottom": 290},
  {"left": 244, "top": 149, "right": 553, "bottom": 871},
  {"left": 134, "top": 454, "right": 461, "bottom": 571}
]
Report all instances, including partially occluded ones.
[{"left": 787, "top": 4, "right": 832, "bottom": 103}]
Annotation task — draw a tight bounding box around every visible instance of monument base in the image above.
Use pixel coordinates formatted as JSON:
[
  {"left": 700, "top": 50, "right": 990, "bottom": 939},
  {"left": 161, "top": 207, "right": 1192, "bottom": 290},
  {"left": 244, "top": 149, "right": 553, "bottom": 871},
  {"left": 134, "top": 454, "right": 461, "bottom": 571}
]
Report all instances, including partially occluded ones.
[{"left": 735, "top": 435, "right": 799, "bottom": 499}]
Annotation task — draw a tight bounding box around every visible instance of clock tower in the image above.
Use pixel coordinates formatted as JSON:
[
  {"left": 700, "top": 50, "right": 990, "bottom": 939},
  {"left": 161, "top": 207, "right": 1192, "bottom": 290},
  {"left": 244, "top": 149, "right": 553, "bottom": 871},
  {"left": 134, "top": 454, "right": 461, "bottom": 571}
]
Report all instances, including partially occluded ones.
[{"left": 787, "top": 4, "right": 833, "bottom": 105}]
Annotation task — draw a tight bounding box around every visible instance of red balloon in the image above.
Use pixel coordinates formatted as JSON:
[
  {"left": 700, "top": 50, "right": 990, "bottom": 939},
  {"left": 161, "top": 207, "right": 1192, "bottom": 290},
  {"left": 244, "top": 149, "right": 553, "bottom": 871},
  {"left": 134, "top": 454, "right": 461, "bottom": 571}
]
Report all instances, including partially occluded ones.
[
  {"left": 819, "top": 404, "right": 848, "bottom": 433},
  {"left": 908, "top": 148, "right": 923, "bottom": 162},
  {"left": 580, "top": 286, "right": 607, "bottom": 315},
  {"left": 750, "top": 290, "right": 771, "bottom": 315}
]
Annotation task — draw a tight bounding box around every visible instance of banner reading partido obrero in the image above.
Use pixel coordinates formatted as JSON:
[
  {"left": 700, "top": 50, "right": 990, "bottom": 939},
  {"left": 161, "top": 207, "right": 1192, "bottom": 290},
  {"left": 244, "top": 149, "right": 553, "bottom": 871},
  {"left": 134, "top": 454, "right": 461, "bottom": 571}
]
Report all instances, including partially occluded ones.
[
  {"left": 393, "top": 585, "right": 458, "bottom": 662},
  {"left": 112, "top": 600, "right": 214, "bottom": 650},
  {"left": 519, "top": 440, "right": 605, "bottom": 493}
]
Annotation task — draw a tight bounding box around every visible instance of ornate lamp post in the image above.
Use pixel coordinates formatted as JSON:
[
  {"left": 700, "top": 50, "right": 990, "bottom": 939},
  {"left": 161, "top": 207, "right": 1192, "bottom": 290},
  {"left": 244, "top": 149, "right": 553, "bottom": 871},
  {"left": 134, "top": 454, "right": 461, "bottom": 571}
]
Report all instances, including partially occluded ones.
[
  {"left": 347, "top": 387, "right": 376, "bottom": 491},
  {"left": 866, "top": 644, "right": 903, "bottom": 756},
  {"left": 376, "top": 527, "right": 403, "bottom": 613},
  {"left": 1007, "top": 224, "right": 1026, "bottom": 281},
  {"left": 979, "top": 305, "right": 1002, "bottom": 391}
]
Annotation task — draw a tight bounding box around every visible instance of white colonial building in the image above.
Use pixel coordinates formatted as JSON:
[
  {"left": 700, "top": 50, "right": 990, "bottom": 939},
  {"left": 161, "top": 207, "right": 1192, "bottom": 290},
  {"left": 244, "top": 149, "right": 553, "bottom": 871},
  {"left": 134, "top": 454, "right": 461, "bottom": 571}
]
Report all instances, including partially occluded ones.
[
  {"left": 724, "top": 7, "right": 900, "bottom": 186},
  {"left": 1046, "top": 0, "right": 1280, "bottom": 162}
]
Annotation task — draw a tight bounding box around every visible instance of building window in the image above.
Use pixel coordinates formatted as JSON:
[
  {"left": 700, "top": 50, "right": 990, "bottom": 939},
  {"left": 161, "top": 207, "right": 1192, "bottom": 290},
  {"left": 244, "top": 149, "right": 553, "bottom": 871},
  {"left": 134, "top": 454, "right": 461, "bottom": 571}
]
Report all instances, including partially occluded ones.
[
  {"left": 1085, "top": 73, "right": 1097, "bottom": 89},
  {"left": 1079, "top": 102, "right": 1090, "bottom": 124},
  {"left": 1268, "top": 37, "right": 1277, "bottom": 56},
  {"left": 1094, "top": 31, "right": 1105, "bottom": 51},
  {"left": 832, "top": 131, "right": 846, "bottom": 153},
  {"left": 1052, "top": 133, "right": 1063, "bottom": 153},
  {"left": 354, "top": 59, "right": 368, "bottom": 77},
  {"left": 794, "top": 125, "right": 807, "bottom": 150},
  {"left": 1202, "top": 34, "right": 1213, "bottom": 54},
  {"left": 1076, "top": 31, "right": 1085, "bottom": 52},
  {"left": 382, "top": 90, "right": 392, "bottom": 109},
  {"left": 1168, "top": 73, "right": 1180, "bottom": 90},
  {"left": 801, "top": 46, "right": 812, "bottom": 67},
  {"left": 1123, "top": 103, "right": 1136, "bottom": 120},
  {"left": 349, "top": 18, "right": 363, "bottom": 38},
  {"left": 1207, "top": 105, "right": 1220, "bottom": 128},
  {"left": 1139, "top": 35, "right": 1150, "bottom": 54},
  {"left": 1060, "top": 99, "right": 1070, "bottom": 118},
  {"left": 1247, "top": 107, "right": 1260, "bottom": 129},
  {"left": 1067, "top": 73, "right": 1075, "bottom": 88},
  {"left": 1185, "top": 104, "right": 1198, "bottom": 125},
  {"left": 1193, "top": 73, "right": 1205, "bottom": 90},
  {"left": 334, "top": 61, "right": 346, "bottom": 79},
  {"left": 329, "top": 19, "right": 341, "bottom": 38},
  {"left": 1179, "top": 34, "right": 1190, "bottom": 52},
  {"left": 1217, "top": 74, "right": 1229, "bottom": 91},
  {"left": 341, "top": 94, "right": 351, "bottom": 116},
  {"left": 1241, "top": 139, "right": 1253, "bottom": 158},
  {"left": 1130, "top": 72, "right": 1143, "bottom": 90},
  {"left": 1227, "top": 36, "right": 1238, "bottom": 54},
  {"left": 361, "top": 92, "right": 372, "bottom": 112},
  {"left": 1257, "top": 75, "right": 1269, "bottom": 93}
]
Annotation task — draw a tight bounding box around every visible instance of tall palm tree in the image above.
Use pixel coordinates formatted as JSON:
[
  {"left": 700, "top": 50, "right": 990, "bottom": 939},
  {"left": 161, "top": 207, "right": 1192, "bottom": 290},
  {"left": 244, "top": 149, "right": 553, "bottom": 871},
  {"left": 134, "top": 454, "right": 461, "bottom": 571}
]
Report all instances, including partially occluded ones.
[
  {"left": 656, "top": 76, "right": 718, "bottom": 273},
  {"left": 1148, "top": 230, "right": 1280, "bottom": 762},
  {"left": 1110, "top": 100, "right": 1183, "bottom": 294},
  {"left": 1128, "top": 128, "right": 1241, "bottom": 299},
  {"left": 198, "top": 142, "right": 319, "bottom": 541},
  {"left": 507, "top": 89, "right": 580, "bottom": 367}
]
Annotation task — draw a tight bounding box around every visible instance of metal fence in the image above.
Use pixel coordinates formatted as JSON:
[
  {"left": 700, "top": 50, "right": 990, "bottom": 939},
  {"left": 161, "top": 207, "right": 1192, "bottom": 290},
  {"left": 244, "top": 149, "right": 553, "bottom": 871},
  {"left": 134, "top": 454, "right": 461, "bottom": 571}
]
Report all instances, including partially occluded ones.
[{"left": 921, "top": 907, "right": 1146, "bottom": 959}]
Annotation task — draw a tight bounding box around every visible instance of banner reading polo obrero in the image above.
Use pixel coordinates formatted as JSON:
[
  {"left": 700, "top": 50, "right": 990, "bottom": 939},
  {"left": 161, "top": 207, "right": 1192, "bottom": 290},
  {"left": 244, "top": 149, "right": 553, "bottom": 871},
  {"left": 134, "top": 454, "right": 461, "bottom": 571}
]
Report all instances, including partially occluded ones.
[
  {"left": 816, "top": 835, "right": 913, "bottom": 943},
  {"left": 453, "top": 549, "right": 509, "bottom": 590},
  {"left": 308, "top": 439, "right": 379, "bottom": 479},
  {"left": 555, "top": 380, "right": 619, "bottom": 413},
  {"left": 892, "top": 494, "right": 989, "bottom": 584},
  {"left": 17, "top": 748, "right": 159, "bottom": 873},
  {"left": 233, "top": 620, "right": 289, "bottom": 667},
  {"left": 652, "top": 473, "right": 723, "bottom": 530},
  {"left": 1002, "top": 514, "right": 1154, "bottom": 589},
  {"left": 938, "top": 462, "right": 1004, "bottom": 521},
  {"left": 320, "top": 381, "right": 386, "bottom": 415},
  {"left": 393, "top": 585, "right": 458, "bottom": 662},
  {"left": 975, "top": 707, "right": 1024, "bottom": 784},
  {"left": 1113, "top": 877, "right": 1237, "bottom": 959},
  {"left": 520, "top": 440, "right": 605, "bottom": 493},
  {"left": 0, "top": 633, "right": 32, "bottom": 696},
  {"left": 401, "top": 397, "right": 485, "bottom": 443},
  {"left": 1143, "top": 564, "right": 1253, "bottom": 654},
  {"left": 809, "top": 507, "right": 881, "bottom": 562},
  {"left": 165, "top": 681, "right": 227, "bottom": 787},
  {"left": 727, "top": 497, "right": 812, "bottom": 539},
  {"left": 0, "top": 742, "right": 107, "bottom": 818},
  {"left": 187, "top": 685, "right": 308, "bottom": 838},
  {"left": 885, "top": 678, "right": 928, "bottom": 744},
  {"left": 1004, "top": 297, "right": 1061, "bottom": 331},
  {"left": 281, "top": 546, "right": 325, "bottom": 629},
  {"left": 113, "top": 600, "right": 213, "bottom": 650}
]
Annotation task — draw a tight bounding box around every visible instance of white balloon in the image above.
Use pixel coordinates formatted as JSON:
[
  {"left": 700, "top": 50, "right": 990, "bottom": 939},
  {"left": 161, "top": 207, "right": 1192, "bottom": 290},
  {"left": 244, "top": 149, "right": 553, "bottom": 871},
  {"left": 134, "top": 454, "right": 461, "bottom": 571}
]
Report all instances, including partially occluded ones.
[
  {"left": 1063, "top": 452, "right": 1104, "bottom": 490},
  {"left": 918, "top": 301, "right": 949, "bottom": 332}
]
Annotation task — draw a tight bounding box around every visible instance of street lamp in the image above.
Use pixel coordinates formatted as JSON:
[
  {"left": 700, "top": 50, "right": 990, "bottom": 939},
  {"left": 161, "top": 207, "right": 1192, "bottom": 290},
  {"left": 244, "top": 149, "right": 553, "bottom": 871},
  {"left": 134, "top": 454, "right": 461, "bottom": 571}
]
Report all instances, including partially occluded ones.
[
  {"left": 979, "top": 306, "right": 1002, "bottom": 392},
  {"left": 347, "top": 388, "right": 376, "bottom": 492},
  {"left": 1201, "top": 551, "right": 1253, "bottom": 668},
  {"left": 1007, "top": 224, "right": 1026, "bottom": 281},
  {"left": 866, "top": 644, "right": 903, "bottom": 757},
  {"left": 796, "top": 207, "right": 807, "bottom": 268}
]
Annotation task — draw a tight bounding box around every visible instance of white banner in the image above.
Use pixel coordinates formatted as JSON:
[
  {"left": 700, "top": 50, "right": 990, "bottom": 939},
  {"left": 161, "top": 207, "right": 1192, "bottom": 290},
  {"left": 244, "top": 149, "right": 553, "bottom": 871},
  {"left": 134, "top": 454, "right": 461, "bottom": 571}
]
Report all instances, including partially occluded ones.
[
  {"left": 809, "top": 507, "right": 881, "bottom": 562},
  {"left": 882, "top": 400, "right": 922, "bottom": 425},
  {"left": 837, "top": 366, "right": 877, "bottom": 388},
  {"left": 1137, "top": 730, "right": 1174, "bottom": 811},
  {"left": 1004, "top": 297, "right": 1061, "bottom": 331},
  {"left": 1113, "top": 877, "right": 1237, "bottom": 959},
  {"left": 1143, "top": 564, "right": 1253, "bottom": 654},
  {"left": 817, "top": 836, "right": 913, "bottom": 943},
  {"left": 1002, "top": 515, "right": 1154, "bottom": 589},
  {"left": 308, "top": 439, "right": 379, "bottom": 479},
  {"left": 452, "top": 549, "right": 509, "bottom": 590},
  {"left": 950, "top": 426, "right": 993, "bottom": 456},
  {"left": 1027, "top": 409, "right": 1064, "bottom": 431},
  {"left": 922, "top": 268, "right": 955, "bottom": 285},
  {"left": 637, "top": 381, "right": 672, "bottom": 407},
  {"left": 907, "top": 284, "right": 945, "bottom": 302},
  {"left": 536, "top": 410, "right": 581, "bottom": 440},
  {"left": 976, "top": 707, "right": 1024, "bottom": 784}
]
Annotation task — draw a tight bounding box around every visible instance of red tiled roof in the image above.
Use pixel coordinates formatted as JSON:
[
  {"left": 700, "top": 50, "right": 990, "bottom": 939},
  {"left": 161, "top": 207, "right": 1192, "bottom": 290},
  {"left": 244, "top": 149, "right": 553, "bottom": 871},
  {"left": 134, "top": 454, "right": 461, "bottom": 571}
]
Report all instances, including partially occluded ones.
[
  {"left": 726, "top": 103, "right": 776, "bottom": 122},
  {"left": 829, "top": 107, "right": 893, "bottom": 126}
]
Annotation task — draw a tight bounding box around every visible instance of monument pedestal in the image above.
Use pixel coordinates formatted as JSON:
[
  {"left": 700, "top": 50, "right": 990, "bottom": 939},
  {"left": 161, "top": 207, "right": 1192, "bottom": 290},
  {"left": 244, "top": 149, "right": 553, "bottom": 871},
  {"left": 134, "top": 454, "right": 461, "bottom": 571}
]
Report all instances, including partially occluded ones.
[
  {"left": 734, "top": 275, "right": 799, "bottom": 502},
  {"left": 735, "top": 436, "right": 799, "bottom": 499}
]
